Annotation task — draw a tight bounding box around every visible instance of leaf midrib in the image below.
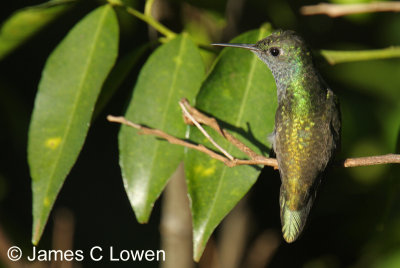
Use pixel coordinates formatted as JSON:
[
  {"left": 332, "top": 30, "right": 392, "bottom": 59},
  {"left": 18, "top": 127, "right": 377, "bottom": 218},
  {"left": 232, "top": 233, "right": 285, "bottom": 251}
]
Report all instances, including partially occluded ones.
[{"left": 143, "top": 36, "right": 186, "bottom": 206}]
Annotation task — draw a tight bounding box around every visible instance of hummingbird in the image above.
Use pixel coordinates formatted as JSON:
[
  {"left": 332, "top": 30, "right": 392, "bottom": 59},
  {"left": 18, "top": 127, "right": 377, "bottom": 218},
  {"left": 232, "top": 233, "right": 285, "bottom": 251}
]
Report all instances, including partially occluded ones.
[{"left": 213, "top": 30, "right": 341, "bottom": 243}]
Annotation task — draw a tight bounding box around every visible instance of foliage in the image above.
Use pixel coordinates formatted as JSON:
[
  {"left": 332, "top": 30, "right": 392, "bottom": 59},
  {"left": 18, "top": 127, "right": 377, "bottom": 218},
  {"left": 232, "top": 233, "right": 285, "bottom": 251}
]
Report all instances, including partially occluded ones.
[{"left": 1, "top": 0, "right": 400, "bottom": 266}]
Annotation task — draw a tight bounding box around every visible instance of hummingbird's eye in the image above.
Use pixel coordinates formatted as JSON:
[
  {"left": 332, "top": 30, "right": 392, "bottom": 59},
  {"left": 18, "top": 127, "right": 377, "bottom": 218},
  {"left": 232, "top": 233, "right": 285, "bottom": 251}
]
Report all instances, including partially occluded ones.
[{"left": 269, "top": 47, "right": 280, "bottom": 57}]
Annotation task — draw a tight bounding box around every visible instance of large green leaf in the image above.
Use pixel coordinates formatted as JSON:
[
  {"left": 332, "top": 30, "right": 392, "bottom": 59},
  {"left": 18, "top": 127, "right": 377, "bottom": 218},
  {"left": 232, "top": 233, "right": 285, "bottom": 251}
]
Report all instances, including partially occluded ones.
[
  {"left": 119, "top": 34, "right": 205, "bottom": 223},
  {"left": 28, "top": 5, "right": 119, "bottom": 244},
  {"left": 0, "top": 0, "right": 75, "bottom": 61},
  {"left": 185, "top": 26, "right": 277, "bottom": 261}
]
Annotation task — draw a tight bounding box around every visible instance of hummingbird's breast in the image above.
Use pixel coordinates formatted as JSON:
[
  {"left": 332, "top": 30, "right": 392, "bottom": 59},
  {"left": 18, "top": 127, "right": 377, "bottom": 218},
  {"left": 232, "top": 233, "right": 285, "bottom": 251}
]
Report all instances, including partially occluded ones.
[{"left": 275, "top": 87, "right": 332, "bottom": 211}]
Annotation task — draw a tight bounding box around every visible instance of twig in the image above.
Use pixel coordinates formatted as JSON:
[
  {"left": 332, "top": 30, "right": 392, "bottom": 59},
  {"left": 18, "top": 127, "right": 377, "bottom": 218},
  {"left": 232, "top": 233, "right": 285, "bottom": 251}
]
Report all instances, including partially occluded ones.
[
  {"left": 300, "top": 2, "right": 400, "bottom": 17},
  {"left": 341, "top": 154, "right": 400, "bottom": 167},
  {"left": 107, "top": 115, "right": 278, "bottom": 168},
  {"left": 180, "top": 97, "right": 278, "bottom": 167},
  {"left": 107, "top": 115, "right": 228, "bottom": 164},
  {"left": 179, "top": 101, "right": 234, "bottom": 161},
  {"left": 107, "top": 100, "right": 400, "bottom": 169},
  {"left": 180, "top": 99, "right": 265, "bottom": 161}
]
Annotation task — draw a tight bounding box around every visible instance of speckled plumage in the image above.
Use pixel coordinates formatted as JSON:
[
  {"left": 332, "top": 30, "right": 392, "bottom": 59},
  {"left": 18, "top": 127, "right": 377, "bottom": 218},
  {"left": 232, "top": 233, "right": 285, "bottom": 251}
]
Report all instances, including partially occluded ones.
[{"left": 213, "top": 30, "right": 341, "bottom": 243}]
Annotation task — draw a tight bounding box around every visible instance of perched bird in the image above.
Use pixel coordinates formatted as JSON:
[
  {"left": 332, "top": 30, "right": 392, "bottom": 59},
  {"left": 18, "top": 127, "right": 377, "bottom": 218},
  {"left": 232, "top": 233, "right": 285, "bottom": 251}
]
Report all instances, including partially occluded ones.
[{"left": 213, "top": 30, "right": 341, "bottom": 243}]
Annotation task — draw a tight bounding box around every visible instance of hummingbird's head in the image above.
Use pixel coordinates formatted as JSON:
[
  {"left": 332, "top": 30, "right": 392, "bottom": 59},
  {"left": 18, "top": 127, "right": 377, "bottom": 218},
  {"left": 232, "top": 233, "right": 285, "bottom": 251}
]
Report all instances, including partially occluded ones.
[
  {"left": 252, "top": 30, "right": 313, "bottom": 76},
  {"left": 212, "top": 30, "right": 314, "bottom": 80},
  {"left": 212, "top": 30, "right": 317, "bottom": 95}
]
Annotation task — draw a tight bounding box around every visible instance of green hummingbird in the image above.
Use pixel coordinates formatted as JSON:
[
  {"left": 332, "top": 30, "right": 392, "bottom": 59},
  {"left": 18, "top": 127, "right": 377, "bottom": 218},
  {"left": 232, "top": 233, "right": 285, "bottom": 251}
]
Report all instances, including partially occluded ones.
[{"left": 213, "top": 30, "right": 341, "bottom": 243}]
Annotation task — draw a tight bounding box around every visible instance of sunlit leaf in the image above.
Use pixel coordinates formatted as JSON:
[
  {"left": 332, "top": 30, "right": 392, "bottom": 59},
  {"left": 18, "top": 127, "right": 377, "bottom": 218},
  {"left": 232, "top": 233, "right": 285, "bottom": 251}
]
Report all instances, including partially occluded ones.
[
  {"left": 185, "top": 26, "right": 277, "bottom": 260},
  {"left": 119, "top": 34, "right": 205, "bottom": 223},
  {"left": 28, "top": 5, "right": 119, "bottom": 244}
]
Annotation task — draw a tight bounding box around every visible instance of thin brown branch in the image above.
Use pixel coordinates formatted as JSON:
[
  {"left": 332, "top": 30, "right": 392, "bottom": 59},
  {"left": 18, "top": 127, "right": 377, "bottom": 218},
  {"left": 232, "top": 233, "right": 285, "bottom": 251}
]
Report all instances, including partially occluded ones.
[
  {"left": 107, "top": 100, "right": 400, "bottom": 170},
  {"left": 107, "top": 115, "right": 228, "bottom": 164},
  {"left": 301, "top": 2, "right": 400, "bottom": 18},
  {"left": 341, "top": 154, "right": 400, "bottom": 167},
  {"left": 225, "top": 158, "right": 278, "bottom": 168},
  {"left": 179, "top": 101, "right": 234, "bottom": 160},
  {"left": 180, "top": 98, "right": 262, "bottom": 160},
  {"left": 107, "top": 115, "right": 275, "bottom": 168}
]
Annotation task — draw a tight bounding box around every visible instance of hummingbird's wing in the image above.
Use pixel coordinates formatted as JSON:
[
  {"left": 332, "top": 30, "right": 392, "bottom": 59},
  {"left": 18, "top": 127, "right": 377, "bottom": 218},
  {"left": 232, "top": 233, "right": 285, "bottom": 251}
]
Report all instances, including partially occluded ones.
[
  {"left": 319, "top": 74, "right": 341, "bottom": 152},
  {"left": 327, "top": 88, "right": 341, "bottom": 152}
]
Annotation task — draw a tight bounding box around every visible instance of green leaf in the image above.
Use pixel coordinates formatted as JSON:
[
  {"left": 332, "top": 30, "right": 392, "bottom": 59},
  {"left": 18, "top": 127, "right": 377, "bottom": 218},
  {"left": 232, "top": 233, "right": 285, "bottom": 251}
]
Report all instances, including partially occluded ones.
[
  {"left": 0, "top": 0, "right": 75, "bottom": 61},
  {"left": 28, "top": 5, "right": 119, "bottom": 244},
  {"left": 185, "top": 26, "right": 277, "bottom": 261},
  {"left": 119, "top": 34, "right": 205, "bottom": 223}
]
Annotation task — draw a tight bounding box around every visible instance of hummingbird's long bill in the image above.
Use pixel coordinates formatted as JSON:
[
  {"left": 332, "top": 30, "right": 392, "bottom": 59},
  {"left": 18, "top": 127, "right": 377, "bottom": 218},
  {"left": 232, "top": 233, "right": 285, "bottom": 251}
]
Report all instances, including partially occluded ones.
[{"left": 211, "top": 43, "right": 260, "bottom": 51}]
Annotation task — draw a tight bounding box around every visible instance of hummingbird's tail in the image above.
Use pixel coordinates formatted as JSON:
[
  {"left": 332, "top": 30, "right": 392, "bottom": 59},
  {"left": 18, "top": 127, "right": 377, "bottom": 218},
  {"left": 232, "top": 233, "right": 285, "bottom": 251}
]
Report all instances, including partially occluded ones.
[{"left": 279, "top": 188, "right": 313, "bottom": 243}]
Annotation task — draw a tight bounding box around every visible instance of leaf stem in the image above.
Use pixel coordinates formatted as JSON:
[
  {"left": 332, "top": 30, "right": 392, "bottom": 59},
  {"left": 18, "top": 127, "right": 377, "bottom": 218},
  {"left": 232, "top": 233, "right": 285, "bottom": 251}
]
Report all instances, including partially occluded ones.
[
  {"left": 320, "top": 47, "right": 400, "bottom": 65},
  {"left": 108, "top": 0, "right": 176, "bottom": 40},
  {"left": 144, "top": 0, "right": 156, "bottom": 17}
]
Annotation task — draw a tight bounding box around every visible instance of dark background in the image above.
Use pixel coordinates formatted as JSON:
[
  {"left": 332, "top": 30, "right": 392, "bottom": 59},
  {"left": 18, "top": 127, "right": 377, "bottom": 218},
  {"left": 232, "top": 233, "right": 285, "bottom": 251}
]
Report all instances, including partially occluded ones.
[{"left": 1, "top": 0, "right": 400, "bottom": 267}]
